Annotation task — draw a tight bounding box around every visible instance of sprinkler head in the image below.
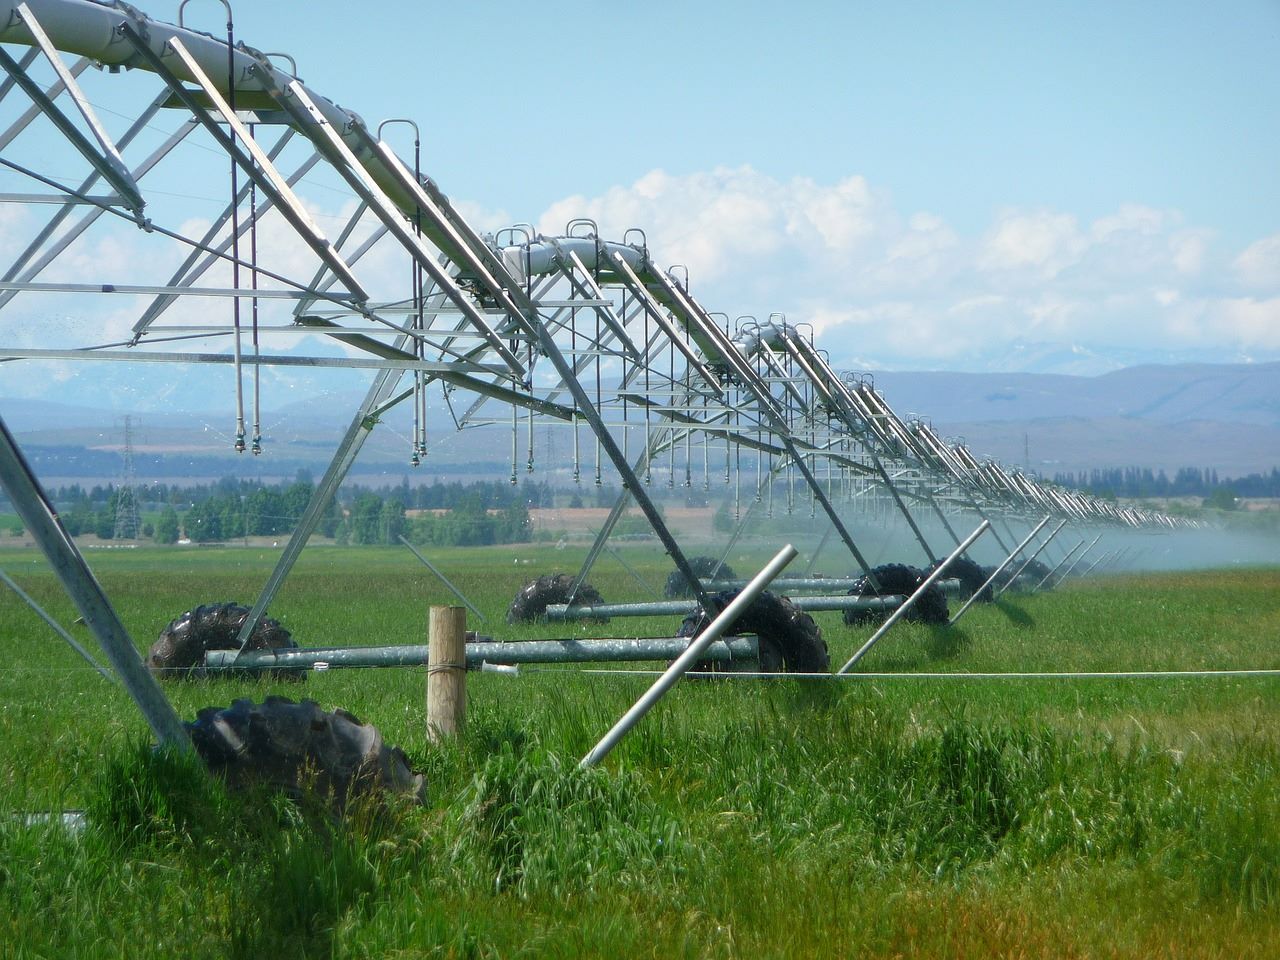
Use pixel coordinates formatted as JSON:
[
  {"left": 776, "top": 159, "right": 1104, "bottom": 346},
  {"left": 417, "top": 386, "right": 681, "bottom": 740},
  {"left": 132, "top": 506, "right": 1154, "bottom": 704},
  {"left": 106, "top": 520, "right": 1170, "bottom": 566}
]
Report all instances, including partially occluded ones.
[
  {"left": 410, "top": 453, "right": 420, "bottom": 467},
  {"left": 234, "top": 434, "right": 245, "bottom": 453},
  {"left": 251, "top": 437, "right": 262, "bottom": 455}
]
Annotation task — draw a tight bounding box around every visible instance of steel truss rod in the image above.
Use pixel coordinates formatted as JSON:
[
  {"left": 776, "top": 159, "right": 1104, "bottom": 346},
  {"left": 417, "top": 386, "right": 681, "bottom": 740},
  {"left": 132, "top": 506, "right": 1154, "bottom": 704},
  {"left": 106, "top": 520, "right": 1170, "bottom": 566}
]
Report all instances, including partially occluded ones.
[
  {"left": 264, "top": 77, "right": 527, "bottom": 378},
  {"left": 0, "top": 565, "right": 115, "bottom": 682},
  {"left": 948, "top": 515, "right": 1051, "bottom": 626},
  {"left": 119, "top": 28, "right": 370, "bottom": 305},
  {"left": 0, "top": 347, "right": 504, "bottom": 375},
  {"left": 372, "top": 219, "right": 717, "bottom": 607},
  {"left": 131, "top": 128, "right": 309, "bottom": 337},
  {"left": 0, "top": 29, "right": 143, "bottom": 215},
  {"left": 0, "top": 43, "right": 38, "bottom": 109},
  {"left": 749, "top": 328, "right": 940, "bottom": 562},
  {"left": 398, "top": 536, "right": 486, "bottom": 623},
  {"left": 1057, "top": 533, "right": 1102, "bottom": 583},
  {"left": 568, "top": 424, "right": 677, "bottom": 603},
  {"left": 995, "top": 519, "right": 1069, "bottom": 598},
  {"left": 292, "top": 201, "right": 376, "bottom": 319},
  {"left": 0, "top": 91, "right": 172, "bottom": 311},
  {"left": 838, "top": 520, "right": 992, "bottom": 674},
  {"left": 0, "top": 151, "right": 368, "bottom": 318},
  {"left": 647, "top": 270, "right": 880, "bottom": 587},
  {"left": 0, "top": 282, "right": 338, "bottom": 299},
  {"left": 232, "top": 358, "right": 412, "bottom": 650},
  {"left": 1037, "top": 539, "right": 1087, "bottom": 590}
]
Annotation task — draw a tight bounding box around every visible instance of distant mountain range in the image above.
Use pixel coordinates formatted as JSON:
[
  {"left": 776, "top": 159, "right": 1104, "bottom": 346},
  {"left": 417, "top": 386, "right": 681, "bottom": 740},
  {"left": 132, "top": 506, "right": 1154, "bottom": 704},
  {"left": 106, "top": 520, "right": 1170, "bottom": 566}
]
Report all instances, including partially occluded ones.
[
  {"left": 870, "top": 363, "right": 1280, "bottom": 426},
  {"left": 869, "top": 362, "right": 1280, "bottom": 478},
  {"left": 2, "top": 361, "right": 1277, "bottom": 484}
]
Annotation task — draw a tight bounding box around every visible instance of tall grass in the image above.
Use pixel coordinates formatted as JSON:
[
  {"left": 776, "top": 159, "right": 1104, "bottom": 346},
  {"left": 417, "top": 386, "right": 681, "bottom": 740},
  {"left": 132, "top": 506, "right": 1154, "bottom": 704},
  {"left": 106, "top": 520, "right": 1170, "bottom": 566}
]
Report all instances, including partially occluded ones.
[{"left": 0, "top": 549, "right": 1277, "bottom": 956}]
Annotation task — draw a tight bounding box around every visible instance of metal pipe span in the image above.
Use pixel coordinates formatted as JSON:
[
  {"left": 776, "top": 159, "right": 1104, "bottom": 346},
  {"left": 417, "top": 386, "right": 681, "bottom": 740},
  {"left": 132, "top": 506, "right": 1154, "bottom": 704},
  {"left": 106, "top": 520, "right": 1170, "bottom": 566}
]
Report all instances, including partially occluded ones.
[
  {"left": 203, "top": 635, "right": 761, "bottom": 673},
  {"left": 544, "top": 595, "right": 905, "bottom": 621}
]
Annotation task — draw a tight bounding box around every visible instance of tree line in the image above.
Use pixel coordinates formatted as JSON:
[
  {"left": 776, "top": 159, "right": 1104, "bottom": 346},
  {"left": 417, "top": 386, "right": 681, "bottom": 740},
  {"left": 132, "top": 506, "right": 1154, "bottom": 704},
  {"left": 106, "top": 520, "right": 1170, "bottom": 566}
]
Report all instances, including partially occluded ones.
[
  {"left": 34, "top": 475, "right": 548, "bottom": 547},
  {"left": 1052, "top": 466, "right": 1280, "bottom": 500}
]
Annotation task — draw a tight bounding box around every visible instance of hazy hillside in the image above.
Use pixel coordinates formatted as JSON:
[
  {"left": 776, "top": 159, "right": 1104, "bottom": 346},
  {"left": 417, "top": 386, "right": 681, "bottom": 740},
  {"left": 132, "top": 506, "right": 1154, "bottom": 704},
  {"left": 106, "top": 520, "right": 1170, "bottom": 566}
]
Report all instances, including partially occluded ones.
[
  {"left": 2, "top": 361, "right": 1276, "bottom": 482},
  {"left": 871, "top": 362, "right": 1280, "bottom": 427}
]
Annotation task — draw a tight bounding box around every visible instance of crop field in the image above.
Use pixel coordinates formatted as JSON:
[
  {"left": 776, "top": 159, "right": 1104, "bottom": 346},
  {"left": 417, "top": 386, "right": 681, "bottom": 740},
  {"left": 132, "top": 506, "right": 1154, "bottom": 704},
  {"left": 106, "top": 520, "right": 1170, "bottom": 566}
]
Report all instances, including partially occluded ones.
[{"left": 1, "top": 544, "right": 1278, "bottom": 958}]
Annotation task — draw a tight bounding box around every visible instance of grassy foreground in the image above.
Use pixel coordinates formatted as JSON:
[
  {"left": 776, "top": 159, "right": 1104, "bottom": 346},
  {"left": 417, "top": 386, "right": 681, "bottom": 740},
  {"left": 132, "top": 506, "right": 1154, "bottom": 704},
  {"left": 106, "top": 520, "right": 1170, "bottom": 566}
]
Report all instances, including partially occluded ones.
[{"left": 0, "top": 544, "right": 1278, "bottom": 958}]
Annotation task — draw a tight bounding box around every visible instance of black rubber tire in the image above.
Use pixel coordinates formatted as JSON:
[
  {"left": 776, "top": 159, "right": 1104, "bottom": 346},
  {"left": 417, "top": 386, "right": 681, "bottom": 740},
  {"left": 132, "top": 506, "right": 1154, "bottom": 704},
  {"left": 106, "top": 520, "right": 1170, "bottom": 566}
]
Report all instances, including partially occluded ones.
[
  {"left": 186, "top": 696, "right": 425, "bottom": 811},
  {"left": 842, "top": 563, "right": 949, "bottom": 626},
  {"left": 148, "top": 602, "right": 299, "bottom": 680},
  {"left": 663, "top": 556, "right": 737, "bottom": 599},
  {"left": 931, "top": 556, "right": 993, "bottom": 603},
  {"left": 1023, "top": 559, "right": 1051, "bottom": 579},
  {"left": 506, "top": 573, "right": 608, "bottom": 624},
  {"left": 982, "top": 564, "right": 1014, "bottom": 591},
  {"left": 677, "top": 590, "right": 829, "bottom": 674}
]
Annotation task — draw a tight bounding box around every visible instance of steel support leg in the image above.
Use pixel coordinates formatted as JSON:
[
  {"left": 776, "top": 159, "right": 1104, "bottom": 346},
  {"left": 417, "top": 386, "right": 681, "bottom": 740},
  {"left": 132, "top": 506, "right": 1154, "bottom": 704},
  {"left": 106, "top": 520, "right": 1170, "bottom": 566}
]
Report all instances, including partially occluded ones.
[
  {"left": 1057, "top": 533, "right": 1102, "bottom": 583},
  {"left": 995, "top": 519, "right": 1068, "bottom": 598},
  {"left": 838, "top": 520, "right": 991, "bottom": 674},
  {"left": 1036, "top": 539, "right": 1087, "bottom": 591},
  {"left": 948, "top": 515, "right": 1050, "bottom": 625}
]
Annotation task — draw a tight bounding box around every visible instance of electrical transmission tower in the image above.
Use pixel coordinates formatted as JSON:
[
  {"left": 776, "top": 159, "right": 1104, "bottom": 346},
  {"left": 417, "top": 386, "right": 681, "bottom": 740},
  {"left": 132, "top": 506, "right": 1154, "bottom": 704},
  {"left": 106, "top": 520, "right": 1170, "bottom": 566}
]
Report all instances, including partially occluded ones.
[{"left": 113, "top": 415, "right": 142, "bottom": 540}]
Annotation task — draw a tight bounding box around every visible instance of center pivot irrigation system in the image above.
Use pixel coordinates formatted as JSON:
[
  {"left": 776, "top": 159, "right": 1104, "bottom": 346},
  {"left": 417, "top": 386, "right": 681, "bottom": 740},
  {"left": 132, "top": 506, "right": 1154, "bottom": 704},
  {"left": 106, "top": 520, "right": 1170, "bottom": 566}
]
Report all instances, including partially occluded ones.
[{"left": 0, "top": 0, "right": 1189, "bottom": 743}]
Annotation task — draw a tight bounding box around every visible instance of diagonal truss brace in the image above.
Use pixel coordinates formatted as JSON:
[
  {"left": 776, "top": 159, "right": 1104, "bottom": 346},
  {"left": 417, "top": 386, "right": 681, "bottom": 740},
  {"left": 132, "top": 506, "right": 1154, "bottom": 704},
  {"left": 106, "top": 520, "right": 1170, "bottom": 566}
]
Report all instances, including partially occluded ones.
[
  {"left": 269, "top": 77, "right": 528, "bottom": 380},
  {"left": 1, "top": 4, "right": 143, "bottom": 213},
  {"left": 119, "top": 27, "right": 371, "bottom": 306}
]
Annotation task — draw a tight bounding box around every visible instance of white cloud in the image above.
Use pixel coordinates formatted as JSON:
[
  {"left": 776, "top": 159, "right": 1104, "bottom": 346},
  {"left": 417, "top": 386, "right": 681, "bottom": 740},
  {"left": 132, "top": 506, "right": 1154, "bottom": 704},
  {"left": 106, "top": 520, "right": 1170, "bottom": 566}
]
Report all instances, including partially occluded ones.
[
  {"left": 1233, "top": 233, "right": 1280, "bottom": 289},
  {"left": 2, "top": 153, "right": 1277, "bottom": 412},
  {"left": 532, "top": 167, "right": 1280, "bottom": 370},
  {"left": 1211, "top": 297, "right": 1280, "bottom": 348},
  {"left": 1169, "top": 230, "right": 1211, "bottom": 276},
  {"left": 977, "top": 210, "right": 1087, "bottom": 280}
]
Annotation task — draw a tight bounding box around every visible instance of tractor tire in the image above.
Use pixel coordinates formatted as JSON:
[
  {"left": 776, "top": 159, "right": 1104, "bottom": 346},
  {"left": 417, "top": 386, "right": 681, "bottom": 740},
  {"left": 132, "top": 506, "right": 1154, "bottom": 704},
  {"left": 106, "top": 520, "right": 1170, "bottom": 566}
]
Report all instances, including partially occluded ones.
[
  {"left": 677, "top": 590, "right": 829, "bottom": 674},
  {"left": 843, "top": 563, "right": 949, "bottom": 626},
  {"left": 506, "top": 573, "right": 607, "bottom": 624},
  {"left": 663, "top": 556, "right": 737, "bottom": 599},
  {"left": 983, "top": 564, "right": 1015, "bottom": 591},
  {"left": 148, "top": 602, "right": 299, "bottom": 680},
  {"left": 1022, "top": 559, "right": 1052, "bottom": 586},
  {"left": 186, "top": 696, "right": 425, "bottom": 811},
  {"left": 932, "top": 556, "right": 993, "bottom": 603}
]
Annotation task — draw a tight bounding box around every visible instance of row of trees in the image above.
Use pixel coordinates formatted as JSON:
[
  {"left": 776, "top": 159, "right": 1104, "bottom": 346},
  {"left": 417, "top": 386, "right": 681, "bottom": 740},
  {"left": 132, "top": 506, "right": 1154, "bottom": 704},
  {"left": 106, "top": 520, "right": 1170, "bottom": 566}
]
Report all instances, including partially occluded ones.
[
  {"left": 44, "top": 476, "right": 535, "bottom": 547},
  {"left": 1053, "top": 466, "right": 1280, "bottom": 500}
]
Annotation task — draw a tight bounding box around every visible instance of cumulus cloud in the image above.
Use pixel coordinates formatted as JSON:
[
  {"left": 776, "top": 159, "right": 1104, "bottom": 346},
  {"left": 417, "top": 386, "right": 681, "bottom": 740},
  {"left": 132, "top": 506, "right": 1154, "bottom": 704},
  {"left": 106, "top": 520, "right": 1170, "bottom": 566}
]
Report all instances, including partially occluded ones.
[
  {"left": 978, "top": 210, "right": 1087, "bottom": 280},
  {"left": 1234, "top": 233, "right": 1280, "bottom": 289},
  {"left": 539, "top": 166, "right": 889, "bottom": 286},
  {"left": 2, "top": 150, "right": 1276, "bottom": 412},
  {"left": 531, "top": 166, "right": 1279, "bottom": 370}
]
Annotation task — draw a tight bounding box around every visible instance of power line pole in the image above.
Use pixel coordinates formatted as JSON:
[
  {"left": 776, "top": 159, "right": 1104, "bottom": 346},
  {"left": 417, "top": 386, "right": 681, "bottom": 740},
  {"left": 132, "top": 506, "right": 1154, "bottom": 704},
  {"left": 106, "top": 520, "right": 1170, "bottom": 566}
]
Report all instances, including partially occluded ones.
[{"left": 113, "top": 415, "right": 142, "bottom": 540}]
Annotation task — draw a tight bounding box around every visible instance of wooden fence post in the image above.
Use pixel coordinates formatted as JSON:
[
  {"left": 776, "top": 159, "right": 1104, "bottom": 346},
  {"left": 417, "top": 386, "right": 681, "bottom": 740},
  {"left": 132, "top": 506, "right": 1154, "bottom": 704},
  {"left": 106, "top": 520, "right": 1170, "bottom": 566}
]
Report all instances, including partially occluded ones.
[{"left": 427, "top": 605, "right": 466, "bottom": 742}]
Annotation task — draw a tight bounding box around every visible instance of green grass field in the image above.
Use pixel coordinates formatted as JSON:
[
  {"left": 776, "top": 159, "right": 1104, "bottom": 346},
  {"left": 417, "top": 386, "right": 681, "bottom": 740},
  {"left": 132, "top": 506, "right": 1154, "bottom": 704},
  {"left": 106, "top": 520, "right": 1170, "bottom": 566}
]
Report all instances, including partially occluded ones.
[{"left": 1, "top": 543, "right": 1277, "bottom": 958}]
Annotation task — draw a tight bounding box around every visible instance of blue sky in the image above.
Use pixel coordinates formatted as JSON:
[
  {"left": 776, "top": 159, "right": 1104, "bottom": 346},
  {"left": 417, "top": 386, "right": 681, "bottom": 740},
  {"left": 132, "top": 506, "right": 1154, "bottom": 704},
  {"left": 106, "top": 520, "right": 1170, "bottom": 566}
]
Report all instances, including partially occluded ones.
[
  {"left": 215, "top": 1, "right": 1280, "bottom": 371},
  {"left": 1, "top": 0, "right": 1278, "bottom": 420},
  {"left": 231, "top": 1, "right": 1280, "bottom": 245}
]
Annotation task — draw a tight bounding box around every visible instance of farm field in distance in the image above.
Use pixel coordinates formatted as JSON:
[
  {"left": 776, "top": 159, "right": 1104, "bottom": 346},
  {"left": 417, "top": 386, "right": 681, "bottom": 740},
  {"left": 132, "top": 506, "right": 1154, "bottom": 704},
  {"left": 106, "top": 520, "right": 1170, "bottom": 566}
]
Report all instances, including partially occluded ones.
[{"left": 1, "top": 543, "right": 1278, "bottom": 958}]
